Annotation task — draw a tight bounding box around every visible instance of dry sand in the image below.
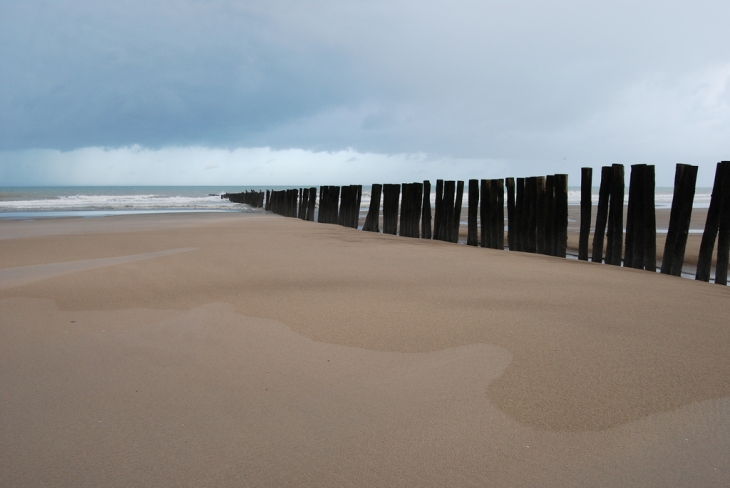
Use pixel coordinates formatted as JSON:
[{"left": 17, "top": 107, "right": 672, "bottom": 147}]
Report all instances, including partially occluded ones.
[{"left": 1, "top": 212, "right": 729, "bottom": 486}]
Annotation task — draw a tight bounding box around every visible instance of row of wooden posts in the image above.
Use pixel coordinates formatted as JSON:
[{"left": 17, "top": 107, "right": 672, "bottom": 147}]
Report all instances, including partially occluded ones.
[{"left": 225, "top": 161, "right": 730, "bottom": 285}]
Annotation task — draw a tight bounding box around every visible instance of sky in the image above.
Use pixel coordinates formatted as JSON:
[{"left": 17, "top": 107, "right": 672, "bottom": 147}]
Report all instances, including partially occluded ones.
[{"left": 1, "top": 0, "right": 729, "bottom": 186}]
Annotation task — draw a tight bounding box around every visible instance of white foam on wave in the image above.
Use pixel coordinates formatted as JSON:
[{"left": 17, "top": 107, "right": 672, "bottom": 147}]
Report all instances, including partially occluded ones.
[{"left": 0, "top": 194, "right": 239, "bottom": 211}]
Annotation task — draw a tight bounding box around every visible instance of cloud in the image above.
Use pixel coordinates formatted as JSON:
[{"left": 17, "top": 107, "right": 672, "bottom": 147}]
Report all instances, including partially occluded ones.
[
  {"left": 204, "top": 161, "right": 220, "bottom": 170},
  {"left": 0, "top": 1, "right": 728, "bottom": 182}
]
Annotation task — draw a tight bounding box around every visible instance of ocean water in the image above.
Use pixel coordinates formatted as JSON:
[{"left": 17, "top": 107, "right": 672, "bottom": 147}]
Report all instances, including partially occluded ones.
[{"left": 0, "top": 185, "right": 714, "bottom": 220}]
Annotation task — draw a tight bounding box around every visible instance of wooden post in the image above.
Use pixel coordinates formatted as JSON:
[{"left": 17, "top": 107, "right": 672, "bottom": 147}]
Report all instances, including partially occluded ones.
[
  {"left": 506, "top": 178, "right": 515, "bottom": 250},
  {"left": 307, "top": 187, "right": 316, "bottom": 221},
  {"left": 480, "top": 179, "right": 491, "bottom": 248},
  {"left": 301, "top": 188, "right": 310, "bottom": 220},
  {"left": 383, "top": 184, "right": 400, "bottom": 235},
  {"left": 491, "top": 179, "right": 504, "bottom": 249},
  {"left": 527, "top": 177, "right": 537, "bottom": 253},
  {"left": 363, "top": 184, "right": 382, "bottom": 232},
  {"left": 451, "top": 181, "right": 464, "bottom": 243},
  {"left": 355, "top": 185, "right": 363, "bottom": 229},
  {"left": 624, "top": 166, "right": 639, "bottom": 267},
  {"left": 631, "top": 165, "right": 647, "bottom": 269},
  {"left": 544, "top": 175, "right": 555, "bottom": 256},
  {"left": 515, "top": 178, "right": 525, "bottom": 251},
  {"left": 422, "top": 180, "right": 432, "bottom": 239},
  {"left": 716, "top": 161, "right": 730, "bottom": 285},
  {"left": 643, "top": 166, "right": 657, "bottom": 272},
  {"left": 441, "top": 181, "right": 455, "bottom": 242},
  {"left": 592, "top": 167, "right": 612, "bottom": 263},
  {"left": 555, "top": 174, "right": 568, "bottom": 258},
  {"left": 399, "top": 183, "right": 411, "bottom": 237},
  {"left": 579, "top": 168, "right": 592, "bottom": 261},
  {"left": 606, "top": 164, "right": 624, "bottom": 266},
  {"left": 661, "top": 164, "right": 698, "bottom": 276},
  {"left": 697, "top": 162, "right": 724, "bottom": 281},
  {"left": 536, "top": 177, "right": 546, "bottom": 254},
  {"left": 467, "top": 179, "right": 479, "bottom": 246},
  {"left": 433, "top": 180, "right": 444, "bottom": 240}
]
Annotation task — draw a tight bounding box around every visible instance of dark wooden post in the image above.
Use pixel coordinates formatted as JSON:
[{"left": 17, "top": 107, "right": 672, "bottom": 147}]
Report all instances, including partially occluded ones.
[
  {"left": 506, "top": 178, "right": 515, "bottom": 250},
  {"left": 515, "top": 178, "right": 525, "bottom": 251},
  {"left": 265, "top": 190, "right": 271, "bottom": 210},
  {"left": 412, "top": 182, "right": 423, "bottom": 238},
  {"left": 363, "top": 184, "right": 382, "bottom": 232},
  {"left": 555, "top": 174, "right": 568, "bottom": 258},
  {"left": 317, "top": 187, "right": 325, "bottom": 223},
  {"left": 579, "top": 168, "right": 592, "bottom": 261},
  {"left": 527, "top": 177, "right": 537, "bottom": 253},
  {"left": 399, "top": 183, "right": 411, "bottom": 237},
  {"left": 631, "top": 165, "right": 647, "bottom": 269},
  {"left": 536, "top": 177, "right": 546, "bottom": 254},
  {"left": 307, "top": 187, "right": 316, "bottom": 221},
  {"left": 544, "top": 175, "right": 555, "bottom": 255},
  {"left": 383, "top": 184, "right": 400, "bottom": 235},
  {"left": 491, "top": 179, "right": 504, "bottom": 249},
  {"left": 301, "top": 188, "right": 310, "bottom": 220},
  {"left": 441, "top": 181, "right": 455, "bottom": 242},
  {"left": 467, "top": 179, "right": 479, "bottom": 246},
  {"left": 716, "top": 162, "right": 730, "bottom": 285},
  {"left": 592, "top": 166, "right": 611, "bottom": 263},
  {"left": 606, "top": 164, "right": 624, "bottom": 266},
  {"left": 697, "top": 162, "right": 724, "bottom": 281},
  {"left": 624, "top": 166, "right": 639, "bottom": 267},
  {"left": 480, "top": 179, "right": 491, "bottom": 248},
  {"left": 355, "top": 185, "right": 363, "bottom": 229},
  {"left": 433, "top": 180, "right": 444, "bottom": 240},
  {"left": 451, "top": 181, "right": 464, "bottom": 243},
  {"left": 422, "top": 180, "right": 432, "bottom": 239},
  {"left": 643, "top": 166, "right": 657, "bottom": 272},
  {"left": 661, "top": 164, "right": 698, "bottom": 276}
]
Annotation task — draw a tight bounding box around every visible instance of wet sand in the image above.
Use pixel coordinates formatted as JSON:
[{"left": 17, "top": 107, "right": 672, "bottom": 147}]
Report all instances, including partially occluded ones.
[{"left": 1, "top": 212, "right": 729, "bottom": 486}]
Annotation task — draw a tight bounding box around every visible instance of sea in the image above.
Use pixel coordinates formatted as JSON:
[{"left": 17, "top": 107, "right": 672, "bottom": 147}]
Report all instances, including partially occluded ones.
[{"left": 0, "top": 185, "right": 714, "bottom": 220}]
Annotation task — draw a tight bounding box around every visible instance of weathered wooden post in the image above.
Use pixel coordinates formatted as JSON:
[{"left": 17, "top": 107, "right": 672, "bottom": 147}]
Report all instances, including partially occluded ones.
[
  {"left": 697, "top": 162, "right": 726, "bottom": 281},
  {"left": 480, "top": 179, "right": 491, "bottom": 248},
  {"left": 363, "top": 184, "right": 382, "bottom": 232},
  {"left": 301, "top": 188, "right": 309, "bottom": 220},
  {"left": 605, "top": 164, "right": 624, "bottom": 266},
  {"left": 544, "top": 175, "right": 555, "bottom": 256},
  {"left": 515, "top": 178, "right": 525, "bottom": 251},
  {"left": 441, "top": 181, "right": 455, "bottom": 242},
  {"left": 555, "top": 174, "right": 568, "bottom": 258},
  {"left": 536, "top": 176, "right": 546, "bottom": 254},
  {"left": 422, "top": 180, "right": 432, "bottom": 239},
  {"left": 592, "top": 166, "right": 611, "bottom": 263},
  {"left": 661, "top": 164, "right": 698, "bottom": 276},
  {"left": 624, "top": 165, "right": 645, "bottom": 268},
  {"left": 383, "top": 184, "right": 400, "bottom": 235},
  {"left": 433, "top": 180, "right": 444, "bottom": 240},
  {"left": 467, "top": 179, "right": 479, "bottom": 246},
  {"left": 265, "top": 190, "right": 271, "bottom": 210},
  {"left": 527, "top": 177, "right": 537, "bottom": 253},
  {"left": 506, "top": 178, "right": 515, "bottom": 250},
  {"left": 399, "top": 183, "right": 411, "bottom": 237},
  {"left": 412, "top": 182, "right": 423, "bottom": 238},
  {"left": 451, "top": 181, "right": 464, "bottom": 243},
  {"left": 355, "top": 185, "right": 363, "bottom": 229},
  {"left": 579, "top": 168, "right": 592, "bottom": 261},
  {"left": 306, "top": 187, "right": 316, "bottom": 221},
  {"left": 491, "top": 179, "right": 505, "bottom": 249},
  {"left": 716, "top": 162, "right": 730, "bottom": 285},
  {"left": 643, "top": 166, "right": 657, "bottom": 271}
]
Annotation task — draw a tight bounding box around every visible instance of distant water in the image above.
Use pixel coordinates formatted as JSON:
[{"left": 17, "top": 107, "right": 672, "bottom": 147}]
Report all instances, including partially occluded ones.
[{"left": 0, "top": 185, "right": 714, "bottom": 220}]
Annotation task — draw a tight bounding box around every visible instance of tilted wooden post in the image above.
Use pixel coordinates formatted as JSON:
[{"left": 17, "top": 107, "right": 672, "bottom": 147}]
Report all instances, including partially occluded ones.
[
  {"left": 716, "top": 162, "right": 730, "bottom": 285},
  {"left": 363, "top": 184, "right": 382, "bottom": 232},
  {"left": 661, "top": 164, "right": 698, "bottom": 276},
  {"left": 697, "top": 162, "right": 725, "bottom": 281},
  {"left": 579, "top": 168, "right": 592, "bottom": 261},
  {"left": 592, "top": 166, "right": 612, "bottom": 263}
]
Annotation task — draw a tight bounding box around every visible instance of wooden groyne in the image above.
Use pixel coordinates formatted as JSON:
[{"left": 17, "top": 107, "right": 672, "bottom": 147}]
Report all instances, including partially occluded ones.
[{"left": 224, "top": 161, "right": 730, "bottom": 285}]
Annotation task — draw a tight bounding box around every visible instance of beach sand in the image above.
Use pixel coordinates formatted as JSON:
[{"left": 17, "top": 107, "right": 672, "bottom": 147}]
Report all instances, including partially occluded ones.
[{"left": 1, "top": 212, "right": 729, "bottom": 486}]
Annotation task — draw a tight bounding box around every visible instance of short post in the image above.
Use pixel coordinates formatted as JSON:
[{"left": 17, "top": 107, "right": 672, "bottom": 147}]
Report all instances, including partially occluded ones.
[
  {"left": 492, "top": 179, "right": 505, "bottom": 249},
  {"left": 452, "top": 181, "right": 464, "bottom": 243},
  {"left": 579, "top": 168, "right": 592, "bottom": 261},
  {"left": 661, "top": 164, "right": 698, "bottom": 276},
  {"left": 480, "top": 179, "right": 491, "bottom": 248},
  {"left": 592, "top": 166, "right": 612, "bottom": 263},
  {"left": 697, "top": 162, "right": 725, "bottom": 281},
  {"left": 716, "top": 162, "right": 730, "bottom": 285},
  {"left": 363, "top": 184, "right": 382, "bottom": 232},
  {"left": 433, "top": 180, "right": 444, "bottom": 240},
  {"left": 383, "top": 184, "right": 400, "bottom": 235}
]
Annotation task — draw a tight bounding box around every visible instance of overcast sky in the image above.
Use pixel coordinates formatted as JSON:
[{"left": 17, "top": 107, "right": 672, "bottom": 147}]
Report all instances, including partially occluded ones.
[{"left": 1, "top": 0, "right": 729, "bottom": 186}]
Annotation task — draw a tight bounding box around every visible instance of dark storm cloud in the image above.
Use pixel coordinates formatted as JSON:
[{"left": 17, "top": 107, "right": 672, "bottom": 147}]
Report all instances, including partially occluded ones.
[{"left": 1, "top": 0, "right": 729, "bottom": 170}]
